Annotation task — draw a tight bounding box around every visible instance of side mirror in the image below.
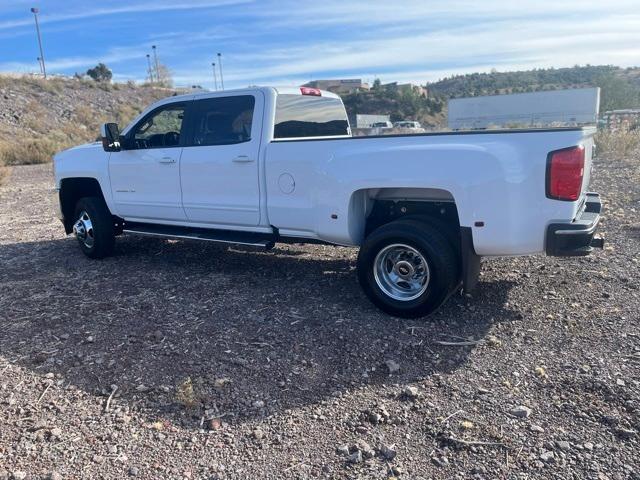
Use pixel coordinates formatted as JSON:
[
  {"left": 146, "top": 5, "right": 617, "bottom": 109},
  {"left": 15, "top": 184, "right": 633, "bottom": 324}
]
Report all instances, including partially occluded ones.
[{"left": 100, "top": 123, "right": 121, "bottom": 152}]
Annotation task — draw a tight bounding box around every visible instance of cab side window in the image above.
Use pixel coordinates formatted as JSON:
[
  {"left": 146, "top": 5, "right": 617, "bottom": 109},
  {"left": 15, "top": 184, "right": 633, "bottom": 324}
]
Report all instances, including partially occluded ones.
[
  {"left": 130, "top": 103, "right": 186, "bottom": 149},
  {"left": 190, "top": 96, "right": 255, "bottom": 146}
]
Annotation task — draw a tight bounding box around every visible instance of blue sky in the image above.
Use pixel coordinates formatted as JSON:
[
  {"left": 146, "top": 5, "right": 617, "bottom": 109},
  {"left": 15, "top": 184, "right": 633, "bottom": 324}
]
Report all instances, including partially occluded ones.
[{"left": 0, "top": 0, "right": 639, "bottom": 90}]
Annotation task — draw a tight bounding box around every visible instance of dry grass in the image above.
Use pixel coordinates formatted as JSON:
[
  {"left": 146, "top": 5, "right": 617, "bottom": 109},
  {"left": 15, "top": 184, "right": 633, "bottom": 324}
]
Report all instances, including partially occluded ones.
[
  {"left": 9, "top": 75, "right": 67, "bottom": 95},
  {"left": 174, "top": 376, "right": 201, "bottom": 409},
  {"left": 0, "top": 103, "right": 144, "bottom": 169},
  {"left": 595, "top": 129, "right": 640, "bottom": 159},
  {"left": 0, "top": 138, "right": 68, "bottom": 166},
  {"left": 0, "top": 162, "right": 9, "bottom": 186},
  {"left": 0, "top": 74, "right": 171, "bottom": 173}
]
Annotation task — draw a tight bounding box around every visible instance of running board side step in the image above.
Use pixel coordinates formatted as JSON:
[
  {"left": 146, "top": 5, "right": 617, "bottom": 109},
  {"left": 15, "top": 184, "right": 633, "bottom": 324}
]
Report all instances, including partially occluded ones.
[{"left": 122, "top": 222, "right": 276, "bottom": 250}]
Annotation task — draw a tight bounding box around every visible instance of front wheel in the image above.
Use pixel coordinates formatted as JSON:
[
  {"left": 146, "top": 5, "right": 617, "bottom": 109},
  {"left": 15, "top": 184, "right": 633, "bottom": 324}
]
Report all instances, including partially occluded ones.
[
  {"left": 72, "top": 196, "right": 115, "bottom": 259},
  {"left": 357, "top": 219, "right": 459, "bottom": 318}
]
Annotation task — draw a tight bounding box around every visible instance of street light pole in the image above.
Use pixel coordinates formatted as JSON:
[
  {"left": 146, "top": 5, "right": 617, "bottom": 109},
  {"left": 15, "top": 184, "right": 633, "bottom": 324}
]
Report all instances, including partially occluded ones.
[
  {"left": 146, "top": 54, "right": 154, "bottom": 83},
  {"left": 31, "top": 7, "right": 46, "bottom": 79},
  {"left": 217, "top": 53, "right": 224, "bottom": 90},
  {"left": 211, "top": 62, "right": 218, "bottom": 91},
  {"left": 152, "top": 45, "right": 160, "bottom": 83}
]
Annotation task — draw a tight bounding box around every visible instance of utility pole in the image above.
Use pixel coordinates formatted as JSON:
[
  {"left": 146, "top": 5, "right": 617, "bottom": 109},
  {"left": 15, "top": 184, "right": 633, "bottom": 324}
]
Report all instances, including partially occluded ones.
[
  {"left": 36, "top": 57, "right": 43, "bottom": 75},
  {"left": 31, "top": 7, "right": 46, "bottom": 79},
  {"left": 146, "top": 54, "right": 154, "bottom": 83},
  {"left": 152, "top": 45, "right": 160, "bottom": 83},
  {"left": 211, "top": 62, "right": 218, "bottom": 91},
  {"left": 217, "top": 53, "right": 224, "bottom": 90}
]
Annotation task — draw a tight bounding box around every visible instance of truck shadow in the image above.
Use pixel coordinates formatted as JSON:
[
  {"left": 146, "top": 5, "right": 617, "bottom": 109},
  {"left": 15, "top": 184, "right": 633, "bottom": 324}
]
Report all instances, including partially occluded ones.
[{"left": 0, "top": 236, "right": 519, "bottom": 431}]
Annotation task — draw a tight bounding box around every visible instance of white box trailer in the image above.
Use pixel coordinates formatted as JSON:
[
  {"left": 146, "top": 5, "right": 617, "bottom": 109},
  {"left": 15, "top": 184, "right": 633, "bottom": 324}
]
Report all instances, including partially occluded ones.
[
  {"left": 349, "top": 113, "right": 391, "bottom": 128},
  {"left": 448, "top": 88, "right": 600, "bottom": 130}
]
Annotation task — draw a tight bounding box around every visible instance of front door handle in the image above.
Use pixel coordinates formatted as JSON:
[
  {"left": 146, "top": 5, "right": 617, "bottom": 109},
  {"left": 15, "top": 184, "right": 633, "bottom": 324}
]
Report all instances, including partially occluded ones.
[
  {"left": 232, "top": 155, "right": 254, "bottom": 163},
  {"left": 159, "top": 157, "right": 176, "bottom": 164}
]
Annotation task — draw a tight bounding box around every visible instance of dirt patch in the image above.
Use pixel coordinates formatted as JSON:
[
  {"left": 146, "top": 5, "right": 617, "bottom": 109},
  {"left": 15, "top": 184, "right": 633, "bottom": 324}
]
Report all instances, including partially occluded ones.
[{"left": 0, "top": 159, "right": 638, "bottom": 479}]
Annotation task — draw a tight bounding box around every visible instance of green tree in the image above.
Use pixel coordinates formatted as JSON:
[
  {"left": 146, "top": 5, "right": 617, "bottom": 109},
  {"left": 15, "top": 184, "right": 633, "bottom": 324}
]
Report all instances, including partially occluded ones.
[
  {"left": 86, "top": 63, "right": 112, "bottom": 82},
  {"left": 596, "top": 74, "right": 640, "bottom": 111}
]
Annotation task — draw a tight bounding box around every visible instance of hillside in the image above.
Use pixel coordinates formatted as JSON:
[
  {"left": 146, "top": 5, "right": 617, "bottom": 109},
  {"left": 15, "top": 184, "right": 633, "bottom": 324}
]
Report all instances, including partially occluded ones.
[
  {"left": 340, "top": 65, "right": 640, "bottom": 129},
  {"left": 341, "top": 86, "right": 445, "bottom": 128},
  {"left": 0, "top": 75, "right": 180, "bottom": 168},
  {"left": 427, "top": 65, "right": 640, "bottom": 111},
  {"left": 1, "top": 64, "right": 639, "bottom": 180}
]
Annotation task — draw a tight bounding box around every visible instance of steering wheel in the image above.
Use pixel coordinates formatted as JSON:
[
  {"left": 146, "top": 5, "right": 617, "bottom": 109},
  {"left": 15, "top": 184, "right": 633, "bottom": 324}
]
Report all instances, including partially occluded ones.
[
  {"left": 134, "top": 138, "right": 149, "bottom": 149},
  {"left": 164, "top": 131, "right": 180, "bottom": 147}
]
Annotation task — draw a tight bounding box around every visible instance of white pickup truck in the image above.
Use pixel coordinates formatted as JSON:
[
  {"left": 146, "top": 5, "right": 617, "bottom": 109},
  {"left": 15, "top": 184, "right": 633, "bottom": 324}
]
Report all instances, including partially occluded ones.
[{"left": 53, "top": 86, "right": 603, "bottom": 317}]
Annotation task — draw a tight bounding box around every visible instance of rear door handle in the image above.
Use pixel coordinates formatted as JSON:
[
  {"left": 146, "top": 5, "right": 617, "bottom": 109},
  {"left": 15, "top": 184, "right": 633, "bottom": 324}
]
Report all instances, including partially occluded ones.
[
  {"left": 232, "top": 155, "right": 254, "bottom": 163},
  {"left": 159, "top": 157, "right": 176, "bottom": 164}
]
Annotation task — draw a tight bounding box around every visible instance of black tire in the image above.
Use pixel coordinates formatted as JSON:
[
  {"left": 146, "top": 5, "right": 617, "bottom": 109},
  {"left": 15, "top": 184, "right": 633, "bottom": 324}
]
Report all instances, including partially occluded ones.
[
  {"left": 72, "top": 196, "right": 115, "bottom": 259},
  {"left": 357, "top": 219, "right": 459, "bottom": 318}
]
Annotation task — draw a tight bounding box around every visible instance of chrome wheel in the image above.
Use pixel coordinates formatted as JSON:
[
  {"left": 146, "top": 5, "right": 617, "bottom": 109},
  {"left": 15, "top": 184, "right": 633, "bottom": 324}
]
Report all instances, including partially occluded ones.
[
  {"left": 373, "top": 243, "right": 430, "bottom": 301},
  {"left": 73, "top": 210, "right": 95, "bottom": 249}
]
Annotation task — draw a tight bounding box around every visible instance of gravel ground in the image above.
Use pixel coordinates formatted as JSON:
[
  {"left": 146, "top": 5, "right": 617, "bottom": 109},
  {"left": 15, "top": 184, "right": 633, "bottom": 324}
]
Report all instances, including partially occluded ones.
[{"left": 0, "top": 157, "right": 638, "bottom": 480}]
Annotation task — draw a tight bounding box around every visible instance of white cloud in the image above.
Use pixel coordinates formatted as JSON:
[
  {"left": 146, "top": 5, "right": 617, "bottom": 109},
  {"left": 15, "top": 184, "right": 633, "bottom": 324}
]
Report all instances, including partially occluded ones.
[
  {"left": 0, "top": 0, "right": 252, "bottom": 31},
  {"left": 170, "top": 10, "right": 640, "bottom": 88},
  {"left": 0, "top": 45, "right": 150, "bottom": 73},
  {"left": 2, "top": 0, "right": 638, "bottom": 89},
  {"left": 254, "top": 0, "right": 640, "bottom": 29}
]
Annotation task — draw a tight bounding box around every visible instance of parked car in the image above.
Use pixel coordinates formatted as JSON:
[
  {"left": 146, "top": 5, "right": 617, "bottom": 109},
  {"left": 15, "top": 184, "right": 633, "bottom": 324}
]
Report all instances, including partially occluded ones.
[
  {"left": 52, "top": 86, "right": 603, "bottom": 317},
  {"left": 393, "top": 120, "right": 422, "bottom": 129}
]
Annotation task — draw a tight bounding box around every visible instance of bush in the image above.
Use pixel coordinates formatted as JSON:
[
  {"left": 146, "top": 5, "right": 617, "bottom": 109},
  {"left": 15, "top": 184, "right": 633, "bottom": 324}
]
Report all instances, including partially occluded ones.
[
  {"left": 594, "top": 129, "right": 640, "bottom": 159},
  {"left": 0, "top": 137, "right": 64, "bottom": 165},
  {"left": 86, "top": 63, "right": 112, "bottom": 83}
]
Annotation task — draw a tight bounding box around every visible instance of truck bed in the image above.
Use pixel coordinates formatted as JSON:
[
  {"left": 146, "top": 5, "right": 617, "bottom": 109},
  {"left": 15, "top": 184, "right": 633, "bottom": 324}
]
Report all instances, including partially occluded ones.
[{"left": 272, "top": 126, "right": 596, "bottom": 143}]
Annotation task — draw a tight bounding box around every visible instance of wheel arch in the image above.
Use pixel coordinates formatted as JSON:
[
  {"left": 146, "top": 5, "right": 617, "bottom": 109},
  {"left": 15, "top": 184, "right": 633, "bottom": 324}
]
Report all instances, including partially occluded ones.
[
  {"left": 348, "top": 187, "right": 480, "bottom": 292},
  {"left": 348, "top": 187, "right": 459, "bottom": 243},
  {"left": 59, "top": 177, "right": 108, "bottom": 234}
]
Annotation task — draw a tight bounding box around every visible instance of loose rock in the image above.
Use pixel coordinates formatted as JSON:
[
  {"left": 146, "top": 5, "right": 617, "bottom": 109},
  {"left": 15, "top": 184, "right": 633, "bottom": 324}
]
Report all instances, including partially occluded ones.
[
  {"left": 403, "top": 386, "right": 419, "bottom": 399},
  {"left": 509, "top": 405, "right": 533, "bottom": 418},
  {"left": 385, "top": 359, "right": 400, "bottom": 374},
  {"left": 616, "top": 428, "right": 637, "bottom": 440},
  {"left": 347, "top": 450, "right": 362, "bottom": 464},
  {"left": 540, "top": 451, "right": 555, "bottom": 464},
  {"left": 379, "top": 443, "right": 397, "bottom": 460},
  {"left": 336, "top": 444, "right": 350, "bottom": 456}
]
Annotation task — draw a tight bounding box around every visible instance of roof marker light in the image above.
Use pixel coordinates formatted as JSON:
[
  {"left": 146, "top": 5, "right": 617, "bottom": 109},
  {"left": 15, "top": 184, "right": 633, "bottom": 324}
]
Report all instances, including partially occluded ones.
[{"left": 300, "top": 87, "right": 322, "bottom": 96}]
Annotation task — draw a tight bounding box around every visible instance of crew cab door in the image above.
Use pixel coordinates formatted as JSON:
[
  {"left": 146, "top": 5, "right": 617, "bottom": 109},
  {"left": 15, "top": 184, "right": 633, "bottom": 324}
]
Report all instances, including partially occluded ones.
[
  {"left": 180, "top": 92, "right": 263, "bottom": 226},
  {"left": 109, "top": 101, "right": 189, "bottom": 221}
]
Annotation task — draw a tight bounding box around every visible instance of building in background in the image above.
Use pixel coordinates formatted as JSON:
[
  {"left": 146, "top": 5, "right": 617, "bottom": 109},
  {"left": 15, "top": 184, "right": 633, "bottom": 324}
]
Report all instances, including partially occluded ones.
[
  {"left": 448, "top": 87, "right": 600, "bottom": 130},
  {"left": 349, "top": 113, "right": 391, "bottom": 129},
  {"left": 601, "top": 109, "right": 640, "bottom": 131},
  {"left": 303, "top": 79, "right": 370, "bottom": 94},
  {"left": 383, "top": 82, "right": 428, "bottom": 97}
]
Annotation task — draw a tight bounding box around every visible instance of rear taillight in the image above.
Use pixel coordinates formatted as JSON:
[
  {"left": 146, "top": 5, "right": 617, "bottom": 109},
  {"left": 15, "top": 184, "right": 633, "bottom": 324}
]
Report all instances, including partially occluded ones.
[
  {"left": 300, "top": 87, "right": 321, "bottom": 96},
  {"left": 546, "top": 146, "right": 585, "bottom": 201}
]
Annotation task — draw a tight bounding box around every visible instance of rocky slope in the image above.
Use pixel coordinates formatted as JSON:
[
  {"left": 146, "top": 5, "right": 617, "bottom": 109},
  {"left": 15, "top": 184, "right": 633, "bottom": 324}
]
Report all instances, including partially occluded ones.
[{"left": 0, "top": 74, "right": 181, "bottom": 167}]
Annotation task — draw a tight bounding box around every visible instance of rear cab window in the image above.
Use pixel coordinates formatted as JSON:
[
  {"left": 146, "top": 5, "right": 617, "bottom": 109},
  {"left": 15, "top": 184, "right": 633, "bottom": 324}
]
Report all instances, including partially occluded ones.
[
  {"left": 273, "top": 89, "right": 351, "bottom": 140},
  {"left": 189, "top": 95, "right": 256, "bottom": 146}
]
